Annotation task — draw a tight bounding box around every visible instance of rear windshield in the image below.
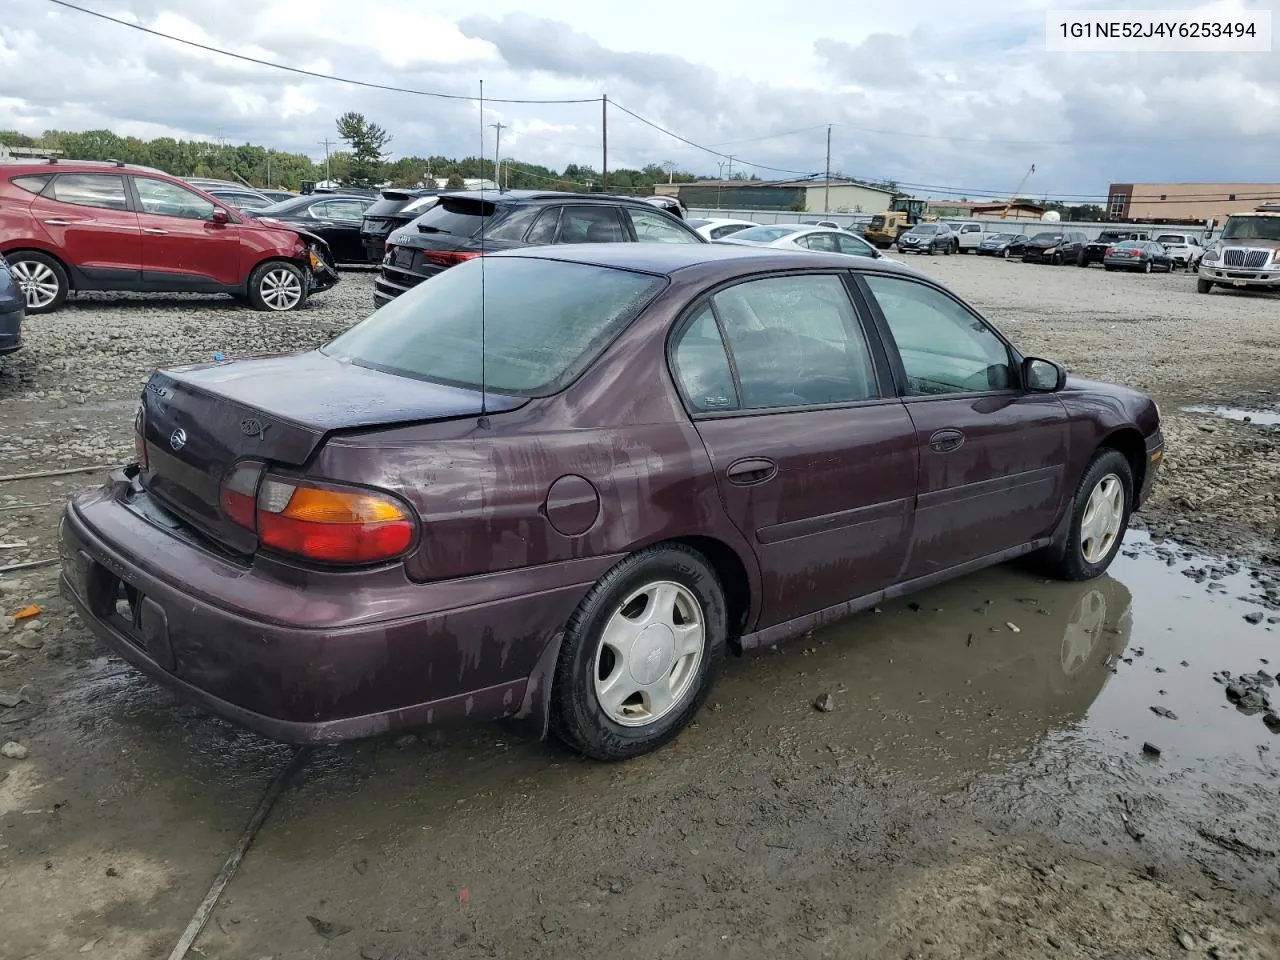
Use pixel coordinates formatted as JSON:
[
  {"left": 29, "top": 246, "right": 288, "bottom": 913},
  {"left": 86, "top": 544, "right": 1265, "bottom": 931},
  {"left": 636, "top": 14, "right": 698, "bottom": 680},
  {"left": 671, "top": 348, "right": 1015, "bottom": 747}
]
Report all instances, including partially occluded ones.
[
  {"left": 726, "top": 225, "right": 801, "bottom": 243},
  {"left": 408, "top": 197, "right": 496, "bottom": 238},
  {"left": 321, "top": 257, "right": 666, "bottom": 396},
  {"left": 1221, "top": 216, "right": 1280, "bottom": 241},
  {"left": 1113, "top": 241, "right": 1144, "bottom": 249},
  {"left": 1155, "top": 235, "right": 1184, "bottom": 243}
]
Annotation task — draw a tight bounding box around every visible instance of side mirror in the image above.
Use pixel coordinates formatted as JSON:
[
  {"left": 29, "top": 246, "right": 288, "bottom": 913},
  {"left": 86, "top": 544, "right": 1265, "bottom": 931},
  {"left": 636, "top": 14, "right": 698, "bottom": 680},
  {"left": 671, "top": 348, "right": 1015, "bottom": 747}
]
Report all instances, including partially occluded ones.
[
  {"left": 1023, "top": 356, "right": 1066, "bottom": 393},
  {"left": 211, "top": 208, "right": 231, "bottom": 224}
]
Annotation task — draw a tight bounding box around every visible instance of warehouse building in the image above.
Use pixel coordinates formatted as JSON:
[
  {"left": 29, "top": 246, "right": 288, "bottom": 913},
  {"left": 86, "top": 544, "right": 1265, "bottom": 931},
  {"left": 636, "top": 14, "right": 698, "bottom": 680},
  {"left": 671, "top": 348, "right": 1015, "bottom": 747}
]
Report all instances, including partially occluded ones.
[
  {"left": 1106, "top": 182, "right": 1280, "bottom": 224},
  {"left": 654, "top": 178, "right": 897, "bottom": 214}
]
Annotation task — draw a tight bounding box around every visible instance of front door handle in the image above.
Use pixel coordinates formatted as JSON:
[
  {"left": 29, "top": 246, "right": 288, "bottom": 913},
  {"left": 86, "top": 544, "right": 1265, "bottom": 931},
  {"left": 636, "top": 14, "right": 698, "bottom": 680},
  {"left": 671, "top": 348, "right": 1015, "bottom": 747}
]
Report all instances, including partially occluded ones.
[
  {"left": 929, "top": 428, "right": 965, "bottom": 453},
  {"left": 44, "top": 218, "right": 92, "bottom": 226},
  {"left": 142, "top": 227, "right": 169, "bottom": 235},
  {"left": 726, "top": 457, "right": 777, "bottom": 486}
]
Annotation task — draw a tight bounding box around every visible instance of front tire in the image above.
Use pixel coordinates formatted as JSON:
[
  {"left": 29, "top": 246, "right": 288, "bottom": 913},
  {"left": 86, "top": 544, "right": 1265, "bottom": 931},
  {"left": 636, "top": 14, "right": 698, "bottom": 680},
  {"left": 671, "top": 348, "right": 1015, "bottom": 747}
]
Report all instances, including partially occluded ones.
[
  {"left": 1197, "top": 278, "right": 1213, "bottom": 293},
  {"left": 1044, "top": 449, "right": 1134, "bottom": 582},
  {"left": 549, "top": 544, "right": 727, "bottom": 761},
  {"left": 1002, "top": 248, "right": 1011, "bottom": 259},
  {"left": 247, "top": 260, "right": 308, "bottom": 312},
  {"left": 1142, "top": 260, "right": 1152, "bottom": 274},
  {"left": 7, "top": 251, "right": 68, "bottom": 314}
]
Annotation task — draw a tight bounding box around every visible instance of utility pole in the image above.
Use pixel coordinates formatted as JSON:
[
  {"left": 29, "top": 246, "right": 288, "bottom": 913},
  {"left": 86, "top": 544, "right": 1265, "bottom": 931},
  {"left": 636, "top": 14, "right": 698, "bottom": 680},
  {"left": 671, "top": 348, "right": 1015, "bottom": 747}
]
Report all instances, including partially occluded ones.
[
  {"left": 726, "top": 155, "right": 734, "bottom": 180},
  {"left": 824, "top": 124, "right": 832, "bottom": 214},
  {"left": 601, "top": 94, "right": 608, "bottom": 192},
  {"left": 489, "top": 122, "right": 507, "bottom": 188},
  {"left": 318, "top": 137, "right": 335, "bottom": 183}
]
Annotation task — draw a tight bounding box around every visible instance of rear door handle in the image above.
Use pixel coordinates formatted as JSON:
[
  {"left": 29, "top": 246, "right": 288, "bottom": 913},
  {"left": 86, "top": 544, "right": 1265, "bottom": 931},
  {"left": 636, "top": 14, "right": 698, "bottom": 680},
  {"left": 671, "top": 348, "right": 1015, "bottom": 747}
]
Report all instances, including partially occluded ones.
[
  {"left": 142, "top": 228, "right": 169, "bottom": 235},
  {"left": 44, "top": 218, "right": 92, "bottom": 226},
  {"left": 726, "top": 457, "right": 777, "bottom": 486},
  {"left": 929, "top": 428, "right": 965, "bottom": 453}
]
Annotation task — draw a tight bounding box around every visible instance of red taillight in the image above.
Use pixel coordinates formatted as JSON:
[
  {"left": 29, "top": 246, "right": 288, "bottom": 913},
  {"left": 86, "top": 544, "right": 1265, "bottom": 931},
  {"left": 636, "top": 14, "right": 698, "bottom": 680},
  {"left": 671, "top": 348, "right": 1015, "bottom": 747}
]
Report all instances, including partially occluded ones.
[
  {"left": 423, "top": 250, "right": 481, "bottom": 268},
  {"left": 220, "top": 462, "right": 262, "bottom": 531},
  {"left": 255, "top": 477, "right": 415, "bottom": 565},
  {"left": 1105, "top": 247, "right": 1114, "bottom": 256},
  {"left": 133, "top": 405, "right": 147, "bottom": 470}
]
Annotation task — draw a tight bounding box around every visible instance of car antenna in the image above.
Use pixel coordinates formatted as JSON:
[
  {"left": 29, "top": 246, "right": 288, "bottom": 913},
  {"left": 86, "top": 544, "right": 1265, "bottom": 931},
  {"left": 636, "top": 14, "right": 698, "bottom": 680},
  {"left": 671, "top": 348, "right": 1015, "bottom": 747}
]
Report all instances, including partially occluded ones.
[{"left": 477, "top": 79, "right": 489, "bottom": 428}]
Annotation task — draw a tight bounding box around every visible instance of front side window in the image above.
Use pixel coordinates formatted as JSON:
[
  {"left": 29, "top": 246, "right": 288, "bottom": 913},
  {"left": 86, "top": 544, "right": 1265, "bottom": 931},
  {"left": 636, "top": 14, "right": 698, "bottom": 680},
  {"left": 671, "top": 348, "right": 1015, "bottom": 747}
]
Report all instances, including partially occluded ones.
[
  {"left": 834, "top": 233, "right": 876, "bottom": 257},
  {"left": 134, "top": 178, "right": 216, "bottom": 220},
  {"left": 864, "top": 275, "right": 1012, "bottom": 396},
  {"left": 711, "top": 274, "right": 878, "bottom": 410},
  {"left": 628, "top": 207, "right": 700, "bottom": 243},
  {"left": 556, "top": 206, "right": 627, "bottom": 243},
  {"left": 671, "top": 304, "right": 738, "bottom": 412},
  {"left": 322, "top": 257, "right": 665, "bottom": 396},
  {"left": 51, "top": 174, "right": 129, "bottom": 211}
]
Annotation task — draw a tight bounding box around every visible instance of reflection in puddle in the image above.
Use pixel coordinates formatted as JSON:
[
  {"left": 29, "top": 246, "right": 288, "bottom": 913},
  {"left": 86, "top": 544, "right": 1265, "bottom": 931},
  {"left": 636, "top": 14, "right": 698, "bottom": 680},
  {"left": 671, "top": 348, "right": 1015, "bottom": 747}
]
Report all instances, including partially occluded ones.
[{"left": 1181, "top": 404, "right": 1280, "bottom": 427}]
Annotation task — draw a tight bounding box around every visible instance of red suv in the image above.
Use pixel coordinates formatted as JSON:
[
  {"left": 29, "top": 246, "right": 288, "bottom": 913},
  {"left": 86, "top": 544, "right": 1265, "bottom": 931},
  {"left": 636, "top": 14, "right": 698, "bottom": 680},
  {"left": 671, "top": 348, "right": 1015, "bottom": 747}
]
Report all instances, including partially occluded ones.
[{"left": 0, "top": 160, "right": 339, "bottom": 314}]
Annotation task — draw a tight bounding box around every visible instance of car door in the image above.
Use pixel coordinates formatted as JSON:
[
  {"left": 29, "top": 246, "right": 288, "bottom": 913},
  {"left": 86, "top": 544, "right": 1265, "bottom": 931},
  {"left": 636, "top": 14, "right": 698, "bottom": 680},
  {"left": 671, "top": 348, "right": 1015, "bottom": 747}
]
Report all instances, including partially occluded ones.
[
  {"left": 858, "top": 273, "right": 1069, "bottom": 577},
  {"left": 131, "top": 176, "right": 242, "bottom": 290},
  {"left": 313, "top": 198, "right": 372, "bottom": 261},
  {"left": 669, "top": 271, "right": 918, "bottom": 628},
  {"left": 28, "top": 173, "right": 141, "bottom": 285}
]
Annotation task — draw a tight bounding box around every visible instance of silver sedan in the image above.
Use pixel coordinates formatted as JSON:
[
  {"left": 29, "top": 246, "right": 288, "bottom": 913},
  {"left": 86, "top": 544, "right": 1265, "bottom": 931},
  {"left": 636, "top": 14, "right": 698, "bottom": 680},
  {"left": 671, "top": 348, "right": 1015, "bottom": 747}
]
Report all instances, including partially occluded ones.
[{"left": 715, "top": 223, "right": 905, "bottom": 266}]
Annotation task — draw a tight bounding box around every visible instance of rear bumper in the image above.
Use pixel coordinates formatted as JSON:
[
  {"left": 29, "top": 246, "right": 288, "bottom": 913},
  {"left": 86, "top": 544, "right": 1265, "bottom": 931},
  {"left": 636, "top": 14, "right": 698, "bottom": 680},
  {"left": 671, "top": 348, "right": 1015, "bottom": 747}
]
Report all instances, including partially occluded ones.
[
  {"left": 1138, "top": 430, "right": 1164, "bottom": 509},
  {"left": 0, "top": 303, "right": 21, "bottom": 355},
  {"left": 1102, "top": 256, "right": 1146, "bottom": 269},
  {"left": 59, "top": 472, "right": 609, "bottom": 744}
]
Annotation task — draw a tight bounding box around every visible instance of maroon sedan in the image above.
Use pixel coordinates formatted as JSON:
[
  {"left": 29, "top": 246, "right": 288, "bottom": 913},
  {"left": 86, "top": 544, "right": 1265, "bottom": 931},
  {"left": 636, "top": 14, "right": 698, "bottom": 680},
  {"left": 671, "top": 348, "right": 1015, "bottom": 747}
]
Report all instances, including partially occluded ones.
[{"left": 59, "top": 245, "right": 1164, "bottom": 760}]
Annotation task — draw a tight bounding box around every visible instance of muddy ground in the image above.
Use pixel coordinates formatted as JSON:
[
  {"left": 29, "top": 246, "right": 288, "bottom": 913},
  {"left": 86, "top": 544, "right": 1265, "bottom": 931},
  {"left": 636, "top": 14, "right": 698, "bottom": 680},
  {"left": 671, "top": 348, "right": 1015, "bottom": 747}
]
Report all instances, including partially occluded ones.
[{"left": 1, "top": 259, "right": 1278, "bottom": 960}]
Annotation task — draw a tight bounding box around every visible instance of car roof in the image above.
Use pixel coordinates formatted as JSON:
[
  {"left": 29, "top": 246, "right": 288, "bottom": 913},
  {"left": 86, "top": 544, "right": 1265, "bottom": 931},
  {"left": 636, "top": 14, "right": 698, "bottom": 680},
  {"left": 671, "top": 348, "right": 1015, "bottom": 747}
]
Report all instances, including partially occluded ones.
[
  {"left": 488, "top": 242, "right": 924, "bottom": 281},
  {"left": 3, "top": 159, "right": 169, "bottom": 176},
  {"left": 441, "top": 189, "right": 665, "bottom": 209}
]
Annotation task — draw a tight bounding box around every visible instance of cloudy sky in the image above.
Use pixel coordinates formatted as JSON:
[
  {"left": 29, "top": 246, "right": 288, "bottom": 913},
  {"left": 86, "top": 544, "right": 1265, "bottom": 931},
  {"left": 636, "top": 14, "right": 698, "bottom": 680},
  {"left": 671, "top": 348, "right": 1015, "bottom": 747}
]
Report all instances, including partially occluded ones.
[{"left": 1, "top": 0, "right": 1277, "bottom": 200}]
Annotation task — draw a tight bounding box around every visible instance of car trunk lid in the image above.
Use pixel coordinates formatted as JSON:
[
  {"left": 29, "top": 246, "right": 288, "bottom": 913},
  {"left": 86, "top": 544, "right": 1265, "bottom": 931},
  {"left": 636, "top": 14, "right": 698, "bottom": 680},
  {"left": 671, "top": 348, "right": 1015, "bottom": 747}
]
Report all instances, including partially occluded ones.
[{"left": 138, "top": 350, "right": 525, "bottom": 554}]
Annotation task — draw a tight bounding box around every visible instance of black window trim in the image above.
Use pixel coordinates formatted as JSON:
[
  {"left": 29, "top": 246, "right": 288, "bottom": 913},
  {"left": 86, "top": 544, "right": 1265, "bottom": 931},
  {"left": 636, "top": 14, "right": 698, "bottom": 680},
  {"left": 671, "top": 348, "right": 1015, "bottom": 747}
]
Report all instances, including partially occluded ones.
[
  {"left": 665, "top": 267, "right": 899, "bottom": 421},
  {"left": 852, "top": 271, "right": 1027, "bottom": 402}
]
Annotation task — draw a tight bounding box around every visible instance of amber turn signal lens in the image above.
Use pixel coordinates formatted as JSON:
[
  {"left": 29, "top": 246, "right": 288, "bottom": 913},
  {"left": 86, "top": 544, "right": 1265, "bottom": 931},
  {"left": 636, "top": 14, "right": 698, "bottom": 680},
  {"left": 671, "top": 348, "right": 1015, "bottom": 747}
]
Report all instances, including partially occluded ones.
[{"left": 256, "top": 478, "right": 416, "bottom": 565}]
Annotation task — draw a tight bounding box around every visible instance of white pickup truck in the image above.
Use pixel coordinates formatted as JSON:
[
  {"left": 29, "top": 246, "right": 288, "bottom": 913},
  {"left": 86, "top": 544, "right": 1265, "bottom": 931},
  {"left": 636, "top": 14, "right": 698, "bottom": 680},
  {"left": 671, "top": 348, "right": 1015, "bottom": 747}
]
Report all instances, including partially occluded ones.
[{"left": 949, "top": 221, "right": 1005, "bottom": 253}]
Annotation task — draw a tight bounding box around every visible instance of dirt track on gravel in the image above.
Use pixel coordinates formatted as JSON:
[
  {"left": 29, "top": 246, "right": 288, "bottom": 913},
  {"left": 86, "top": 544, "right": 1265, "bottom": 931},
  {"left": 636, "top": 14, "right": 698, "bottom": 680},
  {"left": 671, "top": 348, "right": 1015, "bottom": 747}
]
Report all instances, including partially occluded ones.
[{"left": 2, "top": 261, "right": 1279, "bottom": 959}]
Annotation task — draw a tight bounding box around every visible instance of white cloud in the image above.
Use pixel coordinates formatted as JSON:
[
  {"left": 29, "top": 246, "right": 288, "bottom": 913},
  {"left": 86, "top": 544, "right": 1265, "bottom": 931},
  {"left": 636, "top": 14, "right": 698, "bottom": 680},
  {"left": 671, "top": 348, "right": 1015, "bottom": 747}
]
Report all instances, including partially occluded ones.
[{"left": 1, "top": 0, "right": 1278, "bottom": 200}]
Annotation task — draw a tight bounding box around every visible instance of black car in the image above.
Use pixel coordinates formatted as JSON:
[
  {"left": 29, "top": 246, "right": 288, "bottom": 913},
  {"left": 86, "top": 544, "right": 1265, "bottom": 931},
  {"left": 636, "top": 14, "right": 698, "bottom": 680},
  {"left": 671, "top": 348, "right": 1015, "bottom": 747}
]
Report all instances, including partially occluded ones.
[
  {"left": 895, "top": 222, "right": 957, "bottom": 255},
  {"left": 360, "top": 188, "right": 445, "bottom": 263},
  {"left": 1022, "top": 230, "right": 1089, "bottom": 265},
  {"left": 1082, "top": 229, "right": 1150, "bottom": 266},
  {"left": 1103, "top": 240, "right": 1176, "bottom": 273},
  {"left": 375, "top": 191, "right": 706, "bottom": 307},
  {"left": 247, "top": 194, "right": 377, "bottom": 264},
  {"left": 977, "top": 232, "right": 1030, "bottom": 258},
  {"left": 203, "top": 186, "right": 276, "bottom": 212},
  {"left": 0, "top": 253, "right": 23, "bottom": 356}
]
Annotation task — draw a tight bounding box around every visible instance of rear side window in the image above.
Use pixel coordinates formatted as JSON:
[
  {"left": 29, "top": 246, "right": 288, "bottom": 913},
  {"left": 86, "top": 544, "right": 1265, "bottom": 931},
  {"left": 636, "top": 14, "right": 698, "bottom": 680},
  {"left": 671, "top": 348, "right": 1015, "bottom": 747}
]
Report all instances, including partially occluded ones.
[
  {"left": 10, "top": 174, "right": 51, "bottom": 195},
  {"left": 409, "top": 197, "right": 496, "bottom": 238},
  {"left": 323, "top": 258, "right": 666, "bottom": 396},
  {"left": 483, "top": 204, "right": 543, "bottom": 242},
  {"left": 525, "top": 207, "right": 561, "bottom": 244},
  {"left": 556, "top": 206, "right": 627, "bottom": 243},
  {"left": 672, "top": 305, "right": 738, "bottom": 412},
  {"left": 51, "top": 174, "right": 129, "bottom": 210}
]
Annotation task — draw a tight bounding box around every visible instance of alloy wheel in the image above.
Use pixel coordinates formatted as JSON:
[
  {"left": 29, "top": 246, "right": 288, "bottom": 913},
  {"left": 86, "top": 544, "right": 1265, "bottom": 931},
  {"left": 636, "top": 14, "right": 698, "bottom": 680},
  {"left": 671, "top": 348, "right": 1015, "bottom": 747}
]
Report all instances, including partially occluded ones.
[
  {"left": 1080, "top": 474, "right": 1124, "bottom": 564},
  {"left": 259, "top": 268, "right": 303, "bottom": 310},
  {"left": 593, "top": 580, "right": 705, "bottom": 727},
  {"left": 11, "top": 260, "right": 60, "bottom": 310}
]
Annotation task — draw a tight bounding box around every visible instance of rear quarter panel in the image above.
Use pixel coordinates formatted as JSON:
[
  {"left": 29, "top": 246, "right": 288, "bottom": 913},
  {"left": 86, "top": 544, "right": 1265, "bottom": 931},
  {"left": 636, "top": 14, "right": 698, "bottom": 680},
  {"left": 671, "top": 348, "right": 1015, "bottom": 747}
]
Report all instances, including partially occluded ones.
[
  {"left": 312, "top": 277, "right": 763, "bottom": 615},
  {"left": 0, "top": 181, "right": 53, "bottom": 254}
]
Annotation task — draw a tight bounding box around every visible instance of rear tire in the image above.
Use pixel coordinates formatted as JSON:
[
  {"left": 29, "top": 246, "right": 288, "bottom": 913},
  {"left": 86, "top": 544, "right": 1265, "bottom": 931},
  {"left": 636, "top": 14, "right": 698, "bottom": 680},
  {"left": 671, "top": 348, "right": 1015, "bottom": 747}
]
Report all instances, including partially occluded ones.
[
  {"left": 7, "top": 251, "right": 68, "bottom": 314},
  {"left": 549, "top": 544, "right": 727, "bottom": 761},
  {"left": 1197, "top": 278, "right": 1213, "bottom": 294},
  {"left": 1104, "top": 265, "right": 1114, "bottom": 272},
  {"left": 1142, "top": 260, "right": 1152, "bottom": 274},
  {"left": 247, "top": 260, "right": 308, "bottom": 312},
  {"left": 1077, "top": 250, "right": 1088, "bottom": 267},
  {"left": 1042, "top": 449, "right": 1134, "bottom": 582},
  {"left": 1002, "top": 248, "right": 1010, "bottom": 259}
]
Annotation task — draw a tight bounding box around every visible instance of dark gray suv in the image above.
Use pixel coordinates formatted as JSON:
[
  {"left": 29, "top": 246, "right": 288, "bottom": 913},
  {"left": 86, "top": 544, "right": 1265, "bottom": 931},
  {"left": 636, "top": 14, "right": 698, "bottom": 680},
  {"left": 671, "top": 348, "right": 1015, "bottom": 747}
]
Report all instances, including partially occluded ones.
[{"left": 374, "top": 191, "right": 705, "bottom": 307}]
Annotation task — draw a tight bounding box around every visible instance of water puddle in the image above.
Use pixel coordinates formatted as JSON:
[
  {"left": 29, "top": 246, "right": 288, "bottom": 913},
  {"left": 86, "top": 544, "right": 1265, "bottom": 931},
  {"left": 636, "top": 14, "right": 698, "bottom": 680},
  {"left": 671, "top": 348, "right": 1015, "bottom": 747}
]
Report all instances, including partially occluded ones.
[{"left": 1181, "top": 404, "right": 1280, "bottom": 428}]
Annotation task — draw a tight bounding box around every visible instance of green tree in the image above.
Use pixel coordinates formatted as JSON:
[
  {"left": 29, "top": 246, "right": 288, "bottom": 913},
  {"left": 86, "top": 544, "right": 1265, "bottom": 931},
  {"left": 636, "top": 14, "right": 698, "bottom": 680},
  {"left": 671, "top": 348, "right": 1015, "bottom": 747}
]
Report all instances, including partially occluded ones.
[
  {"left": 335, "top": 112, "right": 391, "bottom": 187},
  {"left": 446, "top": 171, "right": 465, "bottom": 189}
]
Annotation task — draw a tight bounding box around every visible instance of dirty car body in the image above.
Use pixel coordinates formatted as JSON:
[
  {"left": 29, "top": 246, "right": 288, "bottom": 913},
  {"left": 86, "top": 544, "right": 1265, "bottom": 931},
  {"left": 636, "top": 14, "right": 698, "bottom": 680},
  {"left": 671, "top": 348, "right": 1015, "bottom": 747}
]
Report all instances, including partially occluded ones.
[{"left": 59, "top": 244, "right": 1164, "bottom": 756}]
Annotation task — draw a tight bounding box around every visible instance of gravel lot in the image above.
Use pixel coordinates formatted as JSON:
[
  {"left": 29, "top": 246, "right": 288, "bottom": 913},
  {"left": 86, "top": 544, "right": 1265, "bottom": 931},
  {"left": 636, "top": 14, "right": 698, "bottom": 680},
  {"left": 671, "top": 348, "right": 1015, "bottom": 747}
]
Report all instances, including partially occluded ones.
[{"left": 2, "top": 259, "right": 1279, "bottom": 958}]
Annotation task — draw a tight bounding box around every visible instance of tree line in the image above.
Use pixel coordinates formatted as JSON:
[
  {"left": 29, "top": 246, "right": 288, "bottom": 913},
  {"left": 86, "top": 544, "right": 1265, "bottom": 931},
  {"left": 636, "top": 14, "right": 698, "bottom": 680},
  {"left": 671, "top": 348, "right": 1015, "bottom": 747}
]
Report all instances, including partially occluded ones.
[{"left": 0, "top": 112, "right": 704, "bottom": 197}]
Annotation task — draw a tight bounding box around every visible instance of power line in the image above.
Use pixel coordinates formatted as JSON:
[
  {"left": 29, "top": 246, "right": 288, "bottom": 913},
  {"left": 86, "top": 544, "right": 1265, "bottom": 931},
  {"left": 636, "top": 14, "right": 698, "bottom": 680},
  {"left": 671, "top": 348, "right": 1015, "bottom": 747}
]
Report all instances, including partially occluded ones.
[
  {"left": 43, "top": 0, "right": 602, "bottom": 105},
  {"left": 608, "top": 100, "right": 820, "bottom": 177}
]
